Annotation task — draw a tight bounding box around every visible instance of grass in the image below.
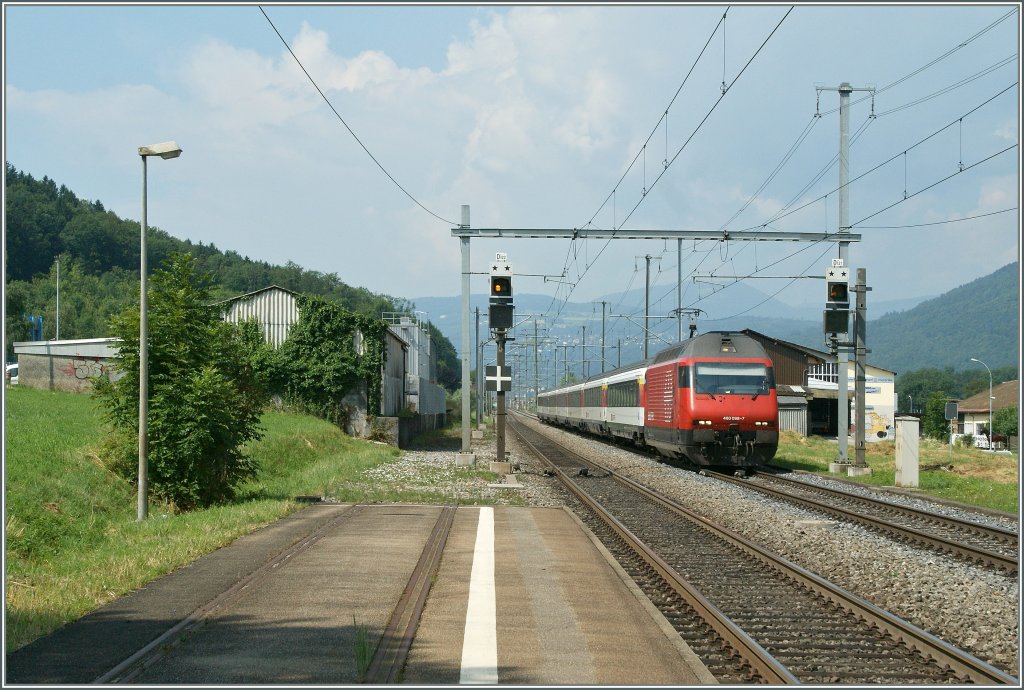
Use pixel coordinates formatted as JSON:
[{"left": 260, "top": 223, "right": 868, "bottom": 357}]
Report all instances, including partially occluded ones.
[
  {"left": 772, "top": 430, "right": 1018, "bottom": 513},
  {"left": 2, "top": 387, "right": 500, "bottom": 653}
]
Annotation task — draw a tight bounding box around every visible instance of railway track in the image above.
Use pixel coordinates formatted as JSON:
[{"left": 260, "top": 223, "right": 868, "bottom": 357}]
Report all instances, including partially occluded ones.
[
  {"left": 509, "top": 415, "right": 1018, "bottom": 685},
  {"left": 713, "top": 470, "right": 1019, "bottom": 575}
]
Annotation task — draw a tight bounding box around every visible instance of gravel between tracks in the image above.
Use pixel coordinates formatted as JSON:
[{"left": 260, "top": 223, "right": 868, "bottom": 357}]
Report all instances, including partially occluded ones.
[
  {"left": 511, "top": 416, "right": 1020, "bottom": 675},
  {"left": 375, "top": 421, "right": 1019, "bottom": 675}
]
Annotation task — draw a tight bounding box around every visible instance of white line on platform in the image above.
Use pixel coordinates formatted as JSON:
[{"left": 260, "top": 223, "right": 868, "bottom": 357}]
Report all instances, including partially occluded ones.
[{"left": 459, "top": 507, "right": 498, "bottom": 685}]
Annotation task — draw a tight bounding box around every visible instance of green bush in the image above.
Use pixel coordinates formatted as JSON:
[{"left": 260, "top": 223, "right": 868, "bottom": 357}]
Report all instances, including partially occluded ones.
[
  {"left": 276, "top": 295, "right": 388, "bottom": 425},
  {"left": 922, "top": 391, "right": 951, "bottom": 441},
  {"left": 94, "top": 254, "right": 269, "bottom": 510}
]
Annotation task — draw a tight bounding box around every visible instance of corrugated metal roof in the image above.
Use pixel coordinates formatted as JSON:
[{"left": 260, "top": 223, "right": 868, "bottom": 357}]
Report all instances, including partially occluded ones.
[{"left": 213, "top": 285, "right": 299, "bottom": 306}]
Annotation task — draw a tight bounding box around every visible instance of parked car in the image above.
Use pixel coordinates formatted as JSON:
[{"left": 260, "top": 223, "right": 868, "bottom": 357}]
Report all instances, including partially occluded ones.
[{"left": 5, "top": 362, "right": 18, "bottom": 386}]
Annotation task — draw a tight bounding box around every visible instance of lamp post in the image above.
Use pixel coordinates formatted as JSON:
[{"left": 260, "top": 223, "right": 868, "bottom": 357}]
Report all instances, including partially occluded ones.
[
  {"left": 969, "top": 357, "right": 993, "bottom": 452},
  {"left": 138, "top": 141, "right": 182, "bottom": 520}
]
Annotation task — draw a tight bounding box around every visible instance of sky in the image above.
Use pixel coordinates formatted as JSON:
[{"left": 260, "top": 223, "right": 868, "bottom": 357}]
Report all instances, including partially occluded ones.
[{"left": 3, "top": 2, "right": 1021, "bottom": 347}]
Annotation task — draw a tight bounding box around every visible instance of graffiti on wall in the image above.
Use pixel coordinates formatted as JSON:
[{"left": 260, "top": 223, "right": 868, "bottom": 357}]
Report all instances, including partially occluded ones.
[{"left": 61, "top": 357, "right": 108, "bottom": 381}]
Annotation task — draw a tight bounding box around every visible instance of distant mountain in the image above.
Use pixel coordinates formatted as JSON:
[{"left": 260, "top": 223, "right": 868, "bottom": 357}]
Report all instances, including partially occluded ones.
[
  {"left": 413, "top": 262, "right": 1019, "bottom": 376},
  {"left": 867, "top": 261, "right": 1019, "bottom": 374}
]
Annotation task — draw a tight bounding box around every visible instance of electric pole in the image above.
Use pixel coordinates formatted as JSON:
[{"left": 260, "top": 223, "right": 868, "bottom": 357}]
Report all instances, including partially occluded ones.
[
  {"left": 677, "top": 239, "right": 683, "bottom": 342},
  {"left": 581, "top": 326, "right": 586, "bottom": 379},
  {"left": 852, "top": 268, "right": 871, "bottom": 472},
  {"left": 818, "top": 81, "right": 875, "bottom": 464},
  {"left": 533, "top": 319, "right": 539, "bottom": 412},
  {"left": 645, "top": 254, "right": 651, "bottom": 358},
  {"left": 475, "top": 307, "right": 482, "bottom": 426},
  {"left": 635, "top": 254, "right": 663, "bottom": 358},
  {"left": 593, "top": 301, "right": 608, "bottom": 372}
]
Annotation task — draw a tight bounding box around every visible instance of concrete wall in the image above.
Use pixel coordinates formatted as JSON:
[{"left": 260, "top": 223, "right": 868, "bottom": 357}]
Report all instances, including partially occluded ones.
[
  {"left": 372, "top": 412, "right": 448, "bottom": 448},
  {"left": 13, "top": 339, "right": 122, "bottom": 393}
]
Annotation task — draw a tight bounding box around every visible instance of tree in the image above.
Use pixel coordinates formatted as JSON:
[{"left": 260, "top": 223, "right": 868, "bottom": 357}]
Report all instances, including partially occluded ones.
[
  {"left": 897, "top": 368, "right": 956, "bottom": 412},
  {"left": 427, "top": 321, "right": 460, "bottom": 391},
  {"left": 922, "top": 391, "right": 952, "bottom": 441},
  {"left": 277, "top": 295, "right": 389, "bottom": 427},
  {"left": 993, "top": 406, "right": 1018, "bottom": 439},
  {"left": 95, "top": 254, "right": 268, "bottom": 510}
]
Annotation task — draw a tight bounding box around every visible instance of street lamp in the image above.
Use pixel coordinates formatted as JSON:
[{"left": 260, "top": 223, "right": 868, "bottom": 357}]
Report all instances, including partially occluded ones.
[
  {"left": 969, "top": 357, "right": 993, "bottom": 452},
  {"left": 138, "top": 141, "right": 182, "bottom": 520}
]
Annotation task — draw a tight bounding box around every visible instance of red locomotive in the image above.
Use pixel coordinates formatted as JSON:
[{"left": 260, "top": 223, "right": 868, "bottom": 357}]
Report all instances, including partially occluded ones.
[{"left": 537, "top": 331, "right": 778, "bottom": 474}]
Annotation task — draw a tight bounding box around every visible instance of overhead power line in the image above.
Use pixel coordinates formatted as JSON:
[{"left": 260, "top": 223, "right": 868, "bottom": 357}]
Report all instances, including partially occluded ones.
[
  {"left": 740, "top": 83, "right": 1018, "bottom": 232},
  {"left": 259, "top": 6, "right": 457, "bottom": 226},
  {"left": 856, "top": 207, "right": 1017, "bottom": 228},
  {"left": 547, "top": 6, "right": 794, "bottom": 326}
]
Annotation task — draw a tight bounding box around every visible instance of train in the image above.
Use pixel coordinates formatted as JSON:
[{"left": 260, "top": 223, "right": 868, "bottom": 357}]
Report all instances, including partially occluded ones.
[{"left": 536, "top": 331, "right": 778, "bottom": 474}]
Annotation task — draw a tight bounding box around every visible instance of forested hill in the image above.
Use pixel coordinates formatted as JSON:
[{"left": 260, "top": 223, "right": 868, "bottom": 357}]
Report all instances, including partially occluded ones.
[
  {"left": 4, "top": 163, "right": 407, "bottom": 308},
  {"left": 3, "top": 163, "right": 460, "bottom": 389},
  {"left": 869, "top": 261, "right": 1019, "bottom": 374}
]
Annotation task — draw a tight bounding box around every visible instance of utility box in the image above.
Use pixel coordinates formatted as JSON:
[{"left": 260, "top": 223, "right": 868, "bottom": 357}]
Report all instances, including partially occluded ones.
[{"left": 895, "top": 415, "right": 920, "bottom": 488}]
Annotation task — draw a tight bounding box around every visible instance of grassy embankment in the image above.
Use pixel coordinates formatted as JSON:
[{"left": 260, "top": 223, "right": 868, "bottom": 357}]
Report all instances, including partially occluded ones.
[
  {"left": 772, "top": 430, "right": 1018, "bottom": 513},
  {"left": 2, "top": 386, "right": 494, "bottom": 653}
]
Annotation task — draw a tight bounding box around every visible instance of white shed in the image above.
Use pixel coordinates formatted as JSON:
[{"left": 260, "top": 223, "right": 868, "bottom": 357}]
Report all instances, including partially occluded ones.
[{"left": 216, "top": 285, "right": 299, "bottom": 348}]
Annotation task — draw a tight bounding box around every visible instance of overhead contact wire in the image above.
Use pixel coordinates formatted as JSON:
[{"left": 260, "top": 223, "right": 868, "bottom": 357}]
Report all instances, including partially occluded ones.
[{"left": 259, "top": 6, "right": 457, "bottom": 226}]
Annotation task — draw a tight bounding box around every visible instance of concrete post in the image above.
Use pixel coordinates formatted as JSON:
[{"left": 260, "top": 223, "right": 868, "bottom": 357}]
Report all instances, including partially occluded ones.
[{"left": 895, "top": 415, "right": 920, "bottom": 488}]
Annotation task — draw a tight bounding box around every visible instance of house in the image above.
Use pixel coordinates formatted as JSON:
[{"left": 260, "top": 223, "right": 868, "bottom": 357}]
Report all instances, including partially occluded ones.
[
  {"left": 956, "top": 379, "right": 1018, "bottom": 449},
  {"left": 740, "top": 330, "right": 897, "bottom": 439}
]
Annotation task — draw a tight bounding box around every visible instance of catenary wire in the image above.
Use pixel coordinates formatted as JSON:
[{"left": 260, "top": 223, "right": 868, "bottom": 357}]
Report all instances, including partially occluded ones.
[
  {"left": 259, "top": 6, "right": 457, "bottom": 226},
  {"left": 855, "top": 207, "right": 1017, "bottom": 228},
  {"left": 547, "top": 7, "right": 794, "bottom": 329},
  {"left": 549, "top": 10, "right": 1017, "bottom": 344}
]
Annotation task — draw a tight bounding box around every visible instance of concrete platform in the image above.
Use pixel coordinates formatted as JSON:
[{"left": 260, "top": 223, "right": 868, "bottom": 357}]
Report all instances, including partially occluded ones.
[{"left": 5, "top": 504, "right": 713, "bottom": 685}]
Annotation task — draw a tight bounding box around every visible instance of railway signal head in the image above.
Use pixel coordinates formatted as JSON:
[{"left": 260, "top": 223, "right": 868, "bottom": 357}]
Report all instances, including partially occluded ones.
[
  {"left": 489, "top": 255, "right": 514, "bottom": 329},
  {"left": 823, "top": 308, "right": 850, "bottom": 334},
  {"left": 825, "top": 266, "right": 850, "bottom": 310},
  {"left": 490, "top": 275, "right": 512, "bottom": 301}
]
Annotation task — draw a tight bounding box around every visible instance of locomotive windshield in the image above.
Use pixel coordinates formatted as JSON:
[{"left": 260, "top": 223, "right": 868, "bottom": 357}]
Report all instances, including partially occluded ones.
[{"left": 693, "top": 362, "right": 773, "bottom": 395}]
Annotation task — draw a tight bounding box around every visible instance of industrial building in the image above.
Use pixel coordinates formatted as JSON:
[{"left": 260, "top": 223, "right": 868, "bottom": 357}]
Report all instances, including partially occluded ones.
[{"left": 740, "top": 330, "right": 897, "bottom": 440}]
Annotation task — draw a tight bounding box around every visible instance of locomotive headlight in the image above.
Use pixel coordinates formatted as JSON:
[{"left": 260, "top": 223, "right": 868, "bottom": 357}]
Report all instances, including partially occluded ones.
[
  {"left": 697, "top": 420, "right": 712, "bottom": 426},
  {"left": 754, "top": 421, "right": 773, "bottom": 427}
]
